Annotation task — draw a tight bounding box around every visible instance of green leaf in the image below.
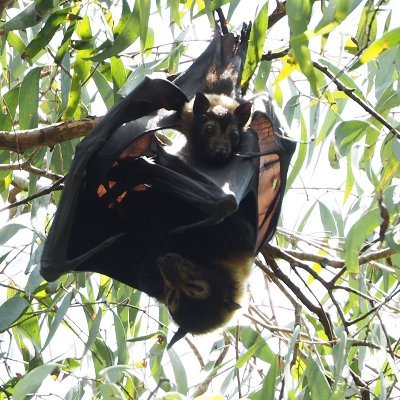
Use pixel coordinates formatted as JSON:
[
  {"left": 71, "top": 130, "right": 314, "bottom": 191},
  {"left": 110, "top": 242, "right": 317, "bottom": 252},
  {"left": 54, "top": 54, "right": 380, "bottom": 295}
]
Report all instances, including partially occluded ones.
[
  {"left": 286, "top": 114, "right": 307, "bottom": 189},
  {"left": 55, "top": 18, "right": 78, "bottom": 63},
  {"left": 19, "top": 67, "right": 41, "bottom": 129},
  {"left": 355, "top": 0, "right": 377, "bottom": 49},
  {"left": 0, "top": 296, "right": 30, "bottom": 332},
  {"left": 168, "top": 348, "right": 188, "bottom": 394},
  {"left": 139, "top": 0, "right": 151, "bottom": 53},
  {"left": 42, "top": 291, "right": 73, "bottom": 350},
  {"left": 63, "top": 46, "right": 92, "bottom": 119},
  {"left": 344, "top": 153, "right": 355, "bottom": 204},
  {"left": 254, "top": 60, "right": 271, "bottom": 92},
  {"left": 287, "top": 0, "right": 320, "bottom": 94},
  {"left": 0, "top": 86, "right": 20, "bottom": 131},
  {"left": 334, "top": 120, "right": 369, "bottom": 156},
  {"left": 314, "top": 0, "right": 363, "bottom": 37},
  {"left": 6, "top": 32, "right": 26, "bottom": 54},
  {"left": 0, "top": 223, "right": 27, "bottom": 244},
  {"left": 13, "top": 362, "right": 60, "bottom": 400},
  {"left": 241, "top": 3, "right": 268, "bottom": 88},
  {"left": 234, "top": 326, "right": 275, "bottom": 365},
  {"left": 100, "top": 365, "right": 131, "bottom": 383},
  {"left": 110, "top": 56, "right": 126, "bottom": 100},
  {"left": 304, "top": 355, "right": 331, "bottom": 400},
  {"left": 23, "top": 8, "right": 71, "bottom": 61},
  {"left": 318, "top": 200, "right": 338, "bottom": 236},
  {"left": 1, "top": 0, "right": 55, "bottom": 32},
  {"left": 112, "top": 311, "right": 127, "bottom": 365},
  {"left": 92, "top": 69, "right": 113, "bottom": 109},
  {"left": 250, "top": 356, "right": 278, "bottom": 400},
  {"left": 360, "top": 27, "right": 400, "bottom": 64},
  {"left": 344, "top": 208, "right": 382, "bottom": 274},
  {"left": 332, "top": 331, "right": 347, "bottom": 386},
  {"left": 90, "top": 1, "right": 140, "bottom": 62},
  {"left": 83, "top": 308, "right": 102, "bottom": 356}
]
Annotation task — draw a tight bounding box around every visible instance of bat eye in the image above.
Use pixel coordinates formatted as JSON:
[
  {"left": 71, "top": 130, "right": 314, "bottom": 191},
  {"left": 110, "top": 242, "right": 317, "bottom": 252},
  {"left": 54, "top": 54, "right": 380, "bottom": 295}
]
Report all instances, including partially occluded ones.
[
  {"left": 204, "top": 124, "right": 215, "bottom": 136},
  {"left": 182, "top": 280, "right": 210, "bottom": 299}
]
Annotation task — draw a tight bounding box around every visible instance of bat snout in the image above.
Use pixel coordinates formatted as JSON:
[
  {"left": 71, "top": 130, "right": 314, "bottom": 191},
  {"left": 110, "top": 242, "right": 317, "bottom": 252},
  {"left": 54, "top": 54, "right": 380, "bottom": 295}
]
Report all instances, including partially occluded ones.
[{"left": 213, "top": 147, "right": 229, "bottom": 160}]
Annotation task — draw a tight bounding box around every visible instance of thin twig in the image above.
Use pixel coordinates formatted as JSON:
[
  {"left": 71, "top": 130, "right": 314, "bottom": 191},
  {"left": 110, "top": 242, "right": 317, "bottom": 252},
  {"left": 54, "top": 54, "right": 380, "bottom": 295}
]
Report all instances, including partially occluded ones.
[
  {"left": 0, "top": 177, "right": 65, "bottom": 213},
  {"left": 0, "top": 162, "right": 63, "bottom": 180},
  {"left": 313, "top": 61, "right": 400, "bottom": 139}
]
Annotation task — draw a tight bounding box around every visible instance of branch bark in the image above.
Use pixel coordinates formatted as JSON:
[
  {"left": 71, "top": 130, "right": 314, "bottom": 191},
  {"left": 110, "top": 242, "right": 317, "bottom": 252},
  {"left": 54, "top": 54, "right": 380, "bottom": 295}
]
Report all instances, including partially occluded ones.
[{"left": 0, "top": 117, "right": 102, "bottom": 153}]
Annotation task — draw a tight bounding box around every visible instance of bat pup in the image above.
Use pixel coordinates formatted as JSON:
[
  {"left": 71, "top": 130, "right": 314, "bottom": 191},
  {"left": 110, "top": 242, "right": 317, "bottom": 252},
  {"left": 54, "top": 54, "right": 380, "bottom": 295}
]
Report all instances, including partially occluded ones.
[{"left": 181, "top": 92, "right": 252, "bottom": 163}]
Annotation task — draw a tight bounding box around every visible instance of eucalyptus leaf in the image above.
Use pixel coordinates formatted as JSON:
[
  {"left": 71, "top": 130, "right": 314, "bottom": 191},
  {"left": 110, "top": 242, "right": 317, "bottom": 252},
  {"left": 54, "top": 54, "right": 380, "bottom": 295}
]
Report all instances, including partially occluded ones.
[
  {"left": 13, "top": 362, "right": 61, "bottom": 400},
  {"left": 0, "top": 296, "right": 30, "bottom": 332}
]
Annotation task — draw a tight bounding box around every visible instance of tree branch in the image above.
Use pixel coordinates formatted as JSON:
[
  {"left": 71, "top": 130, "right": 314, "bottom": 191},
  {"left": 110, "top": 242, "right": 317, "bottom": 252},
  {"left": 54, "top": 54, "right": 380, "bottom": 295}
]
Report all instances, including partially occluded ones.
[
  {"left": 313, "top": 61, "right": 400, "bottom": 139},
  {"left": 0, "top": 117, "right": 102, "bottom": 153},
  {"left": 268, "top": 1, "right": 287, "bottom": 28},
  {"left": 0, "top": 161, "right": 63, "bottom": 180},
  {"left": 268, "top": 244, "right": 396, "bottom": 271},
  {"left": 259, "top": 250, "right": 335, "bottom": 341}
]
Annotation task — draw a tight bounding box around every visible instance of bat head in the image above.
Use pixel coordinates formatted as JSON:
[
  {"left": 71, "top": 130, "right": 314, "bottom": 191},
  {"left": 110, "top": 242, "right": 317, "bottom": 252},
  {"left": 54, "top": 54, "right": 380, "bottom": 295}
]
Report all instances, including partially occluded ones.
[
  {"left": 157, "top": 253, "right": 242, "bottom": 338},
  {"left": 190, "top": 92, "right": 252, "bottom": 163}
]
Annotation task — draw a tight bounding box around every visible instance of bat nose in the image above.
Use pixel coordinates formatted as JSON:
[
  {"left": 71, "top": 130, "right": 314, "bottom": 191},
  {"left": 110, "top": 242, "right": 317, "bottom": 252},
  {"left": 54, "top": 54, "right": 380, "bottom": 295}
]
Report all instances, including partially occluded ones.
[{"left": 214, "top": 147, "right": 228, "bottom": 159}]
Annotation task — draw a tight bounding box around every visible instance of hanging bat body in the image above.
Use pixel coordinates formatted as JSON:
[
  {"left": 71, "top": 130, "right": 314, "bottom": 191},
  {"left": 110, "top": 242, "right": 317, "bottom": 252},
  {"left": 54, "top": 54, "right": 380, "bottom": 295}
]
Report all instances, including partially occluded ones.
[{"left": 40, "top": 22, "right": 296, "bottom": 347}]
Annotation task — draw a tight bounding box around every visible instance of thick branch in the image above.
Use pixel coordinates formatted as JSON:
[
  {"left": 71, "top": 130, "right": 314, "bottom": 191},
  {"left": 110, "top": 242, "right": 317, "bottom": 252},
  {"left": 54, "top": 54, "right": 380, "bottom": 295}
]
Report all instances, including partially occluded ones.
[{"left": 0, "top": 117, "right": 102, "bottom": 153}]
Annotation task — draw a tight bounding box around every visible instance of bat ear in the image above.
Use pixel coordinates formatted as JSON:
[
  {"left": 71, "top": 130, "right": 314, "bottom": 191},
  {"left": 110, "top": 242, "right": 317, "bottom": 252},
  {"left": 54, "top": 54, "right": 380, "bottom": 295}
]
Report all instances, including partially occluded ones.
[
  {"left": 235, "top": 101, "right": 252, "bottom": 128},
  {"left": 193, "top": 92, "right": 210, "bottom": 116}
]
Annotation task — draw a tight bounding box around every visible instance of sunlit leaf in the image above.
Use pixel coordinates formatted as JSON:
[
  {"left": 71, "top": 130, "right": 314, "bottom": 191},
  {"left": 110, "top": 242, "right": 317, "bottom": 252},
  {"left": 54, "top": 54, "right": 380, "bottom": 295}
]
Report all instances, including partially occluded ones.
[
  {"left": 313, "top": 0, "right": 363, "bottom": 37},
  {"left": 55, "top": 18, "right": 78, "bottom": 63},
  {"left": 287, "top": 0, "right": 320, "bottom": 94},
  {"left": 6, "top": 32, "right": 26, "bottom": 54},
  {"left": 241, "top": 3, "right": 268, "bottom": 88},
  {"left": 360, "top": 27, "right": 400, "bottom": 64},
  {"left": 23, "top": 8, "right": 71, "bottom": 61},
  {"left": 355, "top": 0, "right": 377, "bottom": 49},
  {"left": 90, "top": 1, "right": 140, "bottom": 62}
]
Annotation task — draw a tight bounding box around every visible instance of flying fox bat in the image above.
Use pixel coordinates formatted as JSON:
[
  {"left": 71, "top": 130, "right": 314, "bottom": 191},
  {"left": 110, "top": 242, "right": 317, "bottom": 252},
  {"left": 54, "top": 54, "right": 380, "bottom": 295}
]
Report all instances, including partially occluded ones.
[{"left": 40, "top": 21, "right": 295, "bottom": 347}]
